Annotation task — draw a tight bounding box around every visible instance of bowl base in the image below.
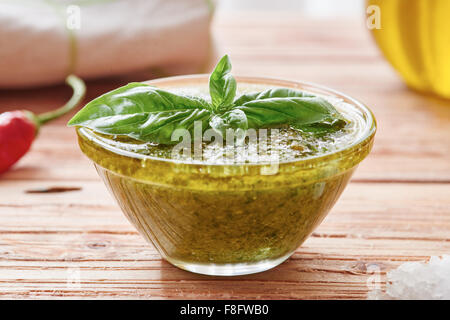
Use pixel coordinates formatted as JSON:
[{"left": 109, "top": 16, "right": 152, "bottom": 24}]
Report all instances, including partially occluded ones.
[{"left": 165, "top": 252, "right": 294, "bottom": 276}]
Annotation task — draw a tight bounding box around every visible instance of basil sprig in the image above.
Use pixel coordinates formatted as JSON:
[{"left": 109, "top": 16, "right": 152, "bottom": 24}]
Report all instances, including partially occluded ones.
[
  {"left": 209, "top": 55, "right": 237, "bottom": 113},
  {"left": 68, "top": 55, "right": 346, "bottom": 144}
]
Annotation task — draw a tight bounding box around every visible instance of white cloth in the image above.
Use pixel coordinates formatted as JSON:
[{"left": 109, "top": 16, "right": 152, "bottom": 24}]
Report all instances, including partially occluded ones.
[{"left": 0, "top": 0, "right": 214, "bottom": 88}]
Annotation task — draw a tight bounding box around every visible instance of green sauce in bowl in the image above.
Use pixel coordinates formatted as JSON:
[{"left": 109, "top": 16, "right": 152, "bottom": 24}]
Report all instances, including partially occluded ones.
[{"left": 76, "top": 76, "right": 376, "bottom": 276}]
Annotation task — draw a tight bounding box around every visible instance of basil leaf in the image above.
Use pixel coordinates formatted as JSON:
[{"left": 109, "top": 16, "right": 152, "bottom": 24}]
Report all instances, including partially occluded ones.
[
  {"left": 209, "top": 109, "right": 248, "bottom": 137},
  {"left": 236, "top": 96, "right": 343, "bottom": 129},
  {"left": 68, "top": 83, "right": 210, "bottom": 125},
  {"left": 294, "top": 118, "right": 347, "bottom": 134},
  {"left": 209, "top": 55, "right": 237, "bottom": 113},
  {"left": 73, "top": 108, "right": 211, "bottom": 145},
  {"left": 233, "top": 88, "right": 315, "bottom": 106},
  {"left": 68, "top": 82, "right": 211, "bottom": 144}
]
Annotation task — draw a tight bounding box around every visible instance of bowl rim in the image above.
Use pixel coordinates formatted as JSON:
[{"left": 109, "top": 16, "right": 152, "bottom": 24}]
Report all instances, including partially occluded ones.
[{"left": 77, "top": 74, "right": 377, "bottom": 169}]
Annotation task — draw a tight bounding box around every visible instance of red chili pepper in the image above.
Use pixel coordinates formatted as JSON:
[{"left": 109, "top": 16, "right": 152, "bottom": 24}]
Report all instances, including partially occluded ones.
[{"left": 0, "top": 75, "right": 85, "bottom": 174}]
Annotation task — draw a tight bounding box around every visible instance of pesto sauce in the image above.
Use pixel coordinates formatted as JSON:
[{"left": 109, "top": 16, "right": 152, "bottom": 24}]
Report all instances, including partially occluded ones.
[
  {"left": 102, "top": 127, "right": 346, "bottom": 163},
  {"left": 77, "top": 82, "right": 375, "bottom": 266}
]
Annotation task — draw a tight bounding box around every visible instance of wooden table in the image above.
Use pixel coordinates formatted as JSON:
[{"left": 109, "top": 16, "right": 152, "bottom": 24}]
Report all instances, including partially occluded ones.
[{"left": 1, "top": 13, "right": 449, "bottom": 299}]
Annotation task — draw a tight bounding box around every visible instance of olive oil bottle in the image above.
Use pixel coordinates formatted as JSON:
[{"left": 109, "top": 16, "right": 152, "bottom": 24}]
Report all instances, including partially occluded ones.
[{"left": 368, "top": 0, "right": 450, "bottom": 99}]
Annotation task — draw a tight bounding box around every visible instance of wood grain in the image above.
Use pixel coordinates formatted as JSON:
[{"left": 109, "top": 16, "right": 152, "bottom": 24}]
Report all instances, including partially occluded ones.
[{"left": 0, "top": 13, "right": 449, "bottom": 299}]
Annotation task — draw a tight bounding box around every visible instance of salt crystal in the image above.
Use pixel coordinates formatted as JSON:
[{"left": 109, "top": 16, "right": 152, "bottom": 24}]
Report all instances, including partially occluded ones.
[{"left": 368, "top": 255, "right": 450, "bottom": 300}]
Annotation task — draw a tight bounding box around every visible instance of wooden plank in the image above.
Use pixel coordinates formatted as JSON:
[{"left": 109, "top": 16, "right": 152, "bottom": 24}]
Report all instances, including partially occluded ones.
[
  {"left": 0, "top": 253, "right": 425, "bottom": 299},
  {"left": 0, "top": 183, "right": 448, "bottom": 299}
]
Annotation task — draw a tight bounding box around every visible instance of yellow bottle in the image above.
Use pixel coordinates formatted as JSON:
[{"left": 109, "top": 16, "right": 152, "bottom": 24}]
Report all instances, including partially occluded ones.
[{"left": 368, "top": 0, "right": 450, "bottom": 99}]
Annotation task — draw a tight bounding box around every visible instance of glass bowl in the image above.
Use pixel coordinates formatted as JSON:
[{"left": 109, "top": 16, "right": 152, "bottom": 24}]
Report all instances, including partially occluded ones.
[{"left": 76, "top": 75, "right": 376, "bottom": 276}]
